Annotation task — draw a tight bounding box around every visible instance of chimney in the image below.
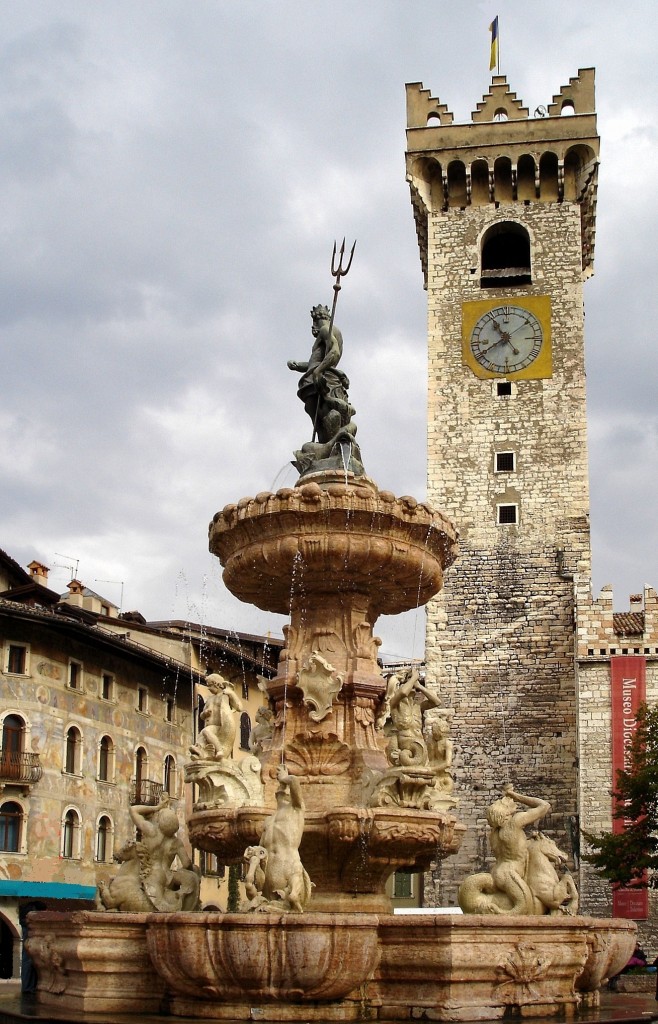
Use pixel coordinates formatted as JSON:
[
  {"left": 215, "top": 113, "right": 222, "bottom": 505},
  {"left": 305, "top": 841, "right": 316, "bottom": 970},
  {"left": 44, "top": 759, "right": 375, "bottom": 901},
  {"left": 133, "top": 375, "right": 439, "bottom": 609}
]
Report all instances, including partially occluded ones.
[
  {"left": 629, "top": 593, "right": 643, "bottom": 610},
  {"left": 28, "top": 560, "right": 50, "bottom": 585}
]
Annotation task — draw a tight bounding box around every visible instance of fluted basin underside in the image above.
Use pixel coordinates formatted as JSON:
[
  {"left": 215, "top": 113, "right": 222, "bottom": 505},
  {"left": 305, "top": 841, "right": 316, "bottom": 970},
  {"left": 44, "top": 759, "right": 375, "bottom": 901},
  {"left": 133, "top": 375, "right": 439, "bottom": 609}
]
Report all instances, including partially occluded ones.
[
  {"left": 209, "top": 475, "right": 458, "bottom": 616},
  {"left": 145, "top": 912, "right": 380, "bottom": 1004},
  {"left": 187, "top": 804, "right": 465, "bottom": 911}
]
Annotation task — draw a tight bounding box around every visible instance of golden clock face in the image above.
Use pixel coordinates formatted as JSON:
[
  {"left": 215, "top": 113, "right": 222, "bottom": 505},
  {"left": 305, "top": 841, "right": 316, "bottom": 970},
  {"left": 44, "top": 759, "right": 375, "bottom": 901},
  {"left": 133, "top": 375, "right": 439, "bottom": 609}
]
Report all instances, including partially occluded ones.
[
  {"left": 462, "top": 296, "right": 552, "bottom": 380},
  {"left": 471, "top": 305, "right": 542, "bottom": 374}
]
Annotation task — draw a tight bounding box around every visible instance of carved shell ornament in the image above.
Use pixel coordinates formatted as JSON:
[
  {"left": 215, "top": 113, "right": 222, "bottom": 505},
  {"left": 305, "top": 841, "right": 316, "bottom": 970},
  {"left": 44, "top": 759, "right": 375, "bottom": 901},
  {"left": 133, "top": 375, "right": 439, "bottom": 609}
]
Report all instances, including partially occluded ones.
[
  {"left": 283, "top": 732, "right": 351, "bottom": 777},
  {"left": 296, "top": 652, "right": 343, "bottom": 722}
]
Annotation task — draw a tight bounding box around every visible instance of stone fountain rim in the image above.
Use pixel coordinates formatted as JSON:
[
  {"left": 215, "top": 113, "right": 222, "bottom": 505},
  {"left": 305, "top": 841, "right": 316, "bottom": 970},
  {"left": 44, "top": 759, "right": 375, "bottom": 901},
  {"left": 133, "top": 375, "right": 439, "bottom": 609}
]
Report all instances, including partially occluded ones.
[{"left": 209, "top": 475, "right": 459, "bottom": 545}]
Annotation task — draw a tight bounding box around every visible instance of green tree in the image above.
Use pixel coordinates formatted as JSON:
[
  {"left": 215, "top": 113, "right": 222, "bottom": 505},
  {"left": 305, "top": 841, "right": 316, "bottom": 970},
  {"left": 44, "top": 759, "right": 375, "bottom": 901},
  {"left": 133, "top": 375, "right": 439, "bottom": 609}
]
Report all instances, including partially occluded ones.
[
  {"left": 227, "top": 863, "right": 241, "bottom": 912},
  {"left": 583, "top": 702, "right": 658, "bottom": 888}
]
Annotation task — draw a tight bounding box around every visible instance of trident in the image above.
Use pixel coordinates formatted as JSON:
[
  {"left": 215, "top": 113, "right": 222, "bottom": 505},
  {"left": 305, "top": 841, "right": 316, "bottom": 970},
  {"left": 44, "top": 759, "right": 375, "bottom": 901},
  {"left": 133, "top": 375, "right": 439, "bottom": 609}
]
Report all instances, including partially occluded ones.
[
  {"left": 327, "top": 237, "right": 356, "bottom": 343},
  {"left": 311, "top": 238, "right": 356, "bottom": 442}
]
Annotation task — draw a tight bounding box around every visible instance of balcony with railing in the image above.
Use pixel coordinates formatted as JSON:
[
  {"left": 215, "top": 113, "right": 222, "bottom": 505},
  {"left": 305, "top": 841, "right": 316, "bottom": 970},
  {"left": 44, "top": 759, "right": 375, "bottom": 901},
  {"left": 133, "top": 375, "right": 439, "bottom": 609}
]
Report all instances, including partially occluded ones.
[
  {"left": 0, "top": 750, "right": 43, "bottom": 788},
  {"left": 130, "top": 778, "right": 165, "bottom": 805}
]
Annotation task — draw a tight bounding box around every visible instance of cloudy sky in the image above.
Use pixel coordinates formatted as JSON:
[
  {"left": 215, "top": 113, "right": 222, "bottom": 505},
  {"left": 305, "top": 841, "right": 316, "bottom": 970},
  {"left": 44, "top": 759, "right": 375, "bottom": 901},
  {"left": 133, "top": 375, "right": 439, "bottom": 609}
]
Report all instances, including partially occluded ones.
[{"left": 2, "top": 1, "right": 657, "bottom": 662}]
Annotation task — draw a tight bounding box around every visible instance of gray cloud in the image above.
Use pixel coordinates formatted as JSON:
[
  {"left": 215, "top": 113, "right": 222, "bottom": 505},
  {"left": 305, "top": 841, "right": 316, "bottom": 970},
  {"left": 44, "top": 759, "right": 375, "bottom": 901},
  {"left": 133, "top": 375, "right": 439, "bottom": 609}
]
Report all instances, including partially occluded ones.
[{"left": 1, "top": 1, "right": 657, "bottom": 662}]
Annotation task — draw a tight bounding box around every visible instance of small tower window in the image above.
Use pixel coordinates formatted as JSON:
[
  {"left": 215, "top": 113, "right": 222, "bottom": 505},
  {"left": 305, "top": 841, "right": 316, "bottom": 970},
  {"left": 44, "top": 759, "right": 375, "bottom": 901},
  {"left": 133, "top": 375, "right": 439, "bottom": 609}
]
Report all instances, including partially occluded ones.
[
  {"left": 497, "top": 503, "right": 518, "bottom": 525},
  {"left": 495, "top": 452, "right": 515, "bottom": 473},
  {"left": 481, "top": 222, "right": 531, "bottom": 288},
  {"left": 496, "top": 381, "right": 512, "bottom": 397}
]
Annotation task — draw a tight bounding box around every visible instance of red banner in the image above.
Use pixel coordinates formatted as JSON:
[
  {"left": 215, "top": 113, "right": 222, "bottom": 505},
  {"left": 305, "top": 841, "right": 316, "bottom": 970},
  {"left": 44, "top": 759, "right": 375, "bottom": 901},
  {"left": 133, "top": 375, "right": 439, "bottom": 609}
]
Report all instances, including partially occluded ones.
[{"left": 610, "top": 656, "right": 648, "bottom": 919}]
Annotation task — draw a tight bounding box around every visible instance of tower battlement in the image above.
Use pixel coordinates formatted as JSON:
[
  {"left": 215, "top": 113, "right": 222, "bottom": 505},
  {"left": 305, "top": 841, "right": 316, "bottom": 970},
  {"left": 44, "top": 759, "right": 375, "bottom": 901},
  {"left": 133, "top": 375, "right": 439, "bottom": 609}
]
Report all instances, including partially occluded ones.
[{"left": 405, "top": 69, "right": 599, "bottom": 283}]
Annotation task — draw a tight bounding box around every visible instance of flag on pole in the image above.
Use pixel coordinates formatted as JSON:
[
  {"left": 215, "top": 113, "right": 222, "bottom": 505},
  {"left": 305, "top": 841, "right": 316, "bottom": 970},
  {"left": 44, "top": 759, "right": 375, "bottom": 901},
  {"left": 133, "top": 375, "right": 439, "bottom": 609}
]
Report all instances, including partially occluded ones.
[{"left": 489, "top": 16, "right": 499, "bottom": 71}]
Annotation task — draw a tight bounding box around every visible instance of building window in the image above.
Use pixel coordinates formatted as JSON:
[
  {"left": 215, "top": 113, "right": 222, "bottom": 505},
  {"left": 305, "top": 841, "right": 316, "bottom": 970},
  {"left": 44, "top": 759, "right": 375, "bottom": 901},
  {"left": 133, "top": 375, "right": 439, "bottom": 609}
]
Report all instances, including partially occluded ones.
[
  {"left": 480, "top": 221, "right": 531, "bottom": 287},
  {"left": 6, "top": 645, "right": 27, "bottom": 675},
  {"left": 134, "top": 746, "right": 147, "bottom": 802},
  {"left": 137, "top": 687, "right": 149, "bottom": 714},
  {"left": 96, "top": 815, "right": 113, "bottom": 862},
  {"left": 240, "top": 712, "right": 252, "bottom": 751},
  {"left": 495, "top": 451, "right": 515, "bottom": 473},
  {"left": 165, "top": 697, "right": 175, "bottom": 723},
  {"left": 163, "top": 755, "right": 176, "bottom": 797},
  {"left": 62, "top": 808, "right": 81, "bottom": 859},
  {"left": 393, "top": 870, "right": 413, "bottom": 899},
  {"left": 68, "top": 660, "right": 83, "bottom": 690},
  {"left": 101, "top": 674, "right": 115, "bottom": 701},
  {"left": 2, "top": 715, "right": 24, "bottom": 757},
  {"left": 496, "top": 381, "right": 512, "bottom": 397},
  {"left": 199, "top": 851, "right": 225, "bottom": 877},
  {"left": 497, "top": 503, "right": 518, "bottom": 525},
  {"left": 65, "top": 726, "right": 82, "bottom": 775},
  {"left": 0, "top": 802, "right": 22, "bottom": 853},
  {"left": 98, "top": 736, "right": 114, "bottom": 783},
  {"left": 1, "top": 715, "right": 26, "bottom": 784}
]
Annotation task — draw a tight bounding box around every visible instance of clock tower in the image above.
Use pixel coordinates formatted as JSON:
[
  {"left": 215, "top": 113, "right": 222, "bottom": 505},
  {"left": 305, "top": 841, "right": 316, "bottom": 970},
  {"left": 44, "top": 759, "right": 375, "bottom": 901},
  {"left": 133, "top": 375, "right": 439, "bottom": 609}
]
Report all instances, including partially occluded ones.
[{"left": 405, "top": 71, "right": 599, "bottom": 897}]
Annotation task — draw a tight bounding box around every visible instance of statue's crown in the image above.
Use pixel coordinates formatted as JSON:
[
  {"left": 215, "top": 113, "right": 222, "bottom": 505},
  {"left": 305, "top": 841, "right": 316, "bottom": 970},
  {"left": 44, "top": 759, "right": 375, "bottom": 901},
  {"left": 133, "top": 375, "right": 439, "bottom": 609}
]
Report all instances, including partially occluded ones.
[{"left": 311, "top": 304, "right": 330, "bottom": 320}]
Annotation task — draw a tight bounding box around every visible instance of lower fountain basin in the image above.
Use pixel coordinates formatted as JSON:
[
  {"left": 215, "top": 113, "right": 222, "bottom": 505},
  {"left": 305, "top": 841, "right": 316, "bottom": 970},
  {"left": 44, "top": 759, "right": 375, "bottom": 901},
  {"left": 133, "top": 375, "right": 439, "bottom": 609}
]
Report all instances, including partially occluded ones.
[
  {"left": 146, "top": 911, "right": 380, "bottom": 1007},
  {"left": 26, "top": 909, "right": 637, "bottom": 1022}
]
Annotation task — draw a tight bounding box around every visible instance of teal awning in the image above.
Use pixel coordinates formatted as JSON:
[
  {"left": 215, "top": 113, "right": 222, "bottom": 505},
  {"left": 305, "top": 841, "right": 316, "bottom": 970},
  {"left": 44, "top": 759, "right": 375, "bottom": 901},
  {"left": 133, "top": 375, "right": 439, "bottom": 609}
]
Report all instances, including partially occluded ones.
[{"left": 0, "top": 881, "right": 96, "bottom": 900}]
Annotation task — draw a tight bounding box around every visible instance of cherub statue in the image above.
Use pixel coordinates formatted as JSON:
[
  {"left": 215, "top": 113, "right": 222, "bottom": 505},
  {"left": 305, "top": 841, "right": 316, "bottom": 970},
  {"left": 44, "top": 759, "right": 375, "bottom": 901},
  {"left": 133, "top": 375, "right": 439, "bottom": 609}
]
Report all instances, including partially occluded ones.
[
  {"left": 189, "top": 672, "right": 243, "bottom": 761},
  {"left": 249, "top": 705, "right": 274, "bottom": 757},
  {"left": 423, "top": 706, "right": 455, "bottom": 795}
]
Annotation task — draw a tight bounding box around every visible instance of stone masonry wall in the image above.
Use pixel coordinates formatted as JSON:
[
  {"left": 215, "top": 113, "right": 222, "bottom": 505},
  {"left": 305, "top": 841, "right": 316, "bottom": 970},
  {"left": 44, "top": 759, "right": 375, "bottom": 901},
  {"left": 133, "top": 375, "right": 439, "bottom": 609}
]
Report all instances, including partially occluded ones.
[{"left": 424, "top": 201, "right": 591, "bottom": 903}]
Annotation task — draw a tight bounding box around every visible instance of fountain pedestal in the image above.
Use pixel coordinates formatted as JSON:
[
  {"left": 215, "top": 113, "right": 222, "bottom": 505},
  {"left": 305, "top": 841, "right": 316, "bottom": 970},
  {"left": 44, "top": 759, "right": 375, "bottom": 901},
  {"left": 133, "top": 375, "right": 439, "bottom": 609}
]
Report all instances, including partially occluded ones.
[{"left": 196, "top": 472, "right": 463, "bottom": 908}]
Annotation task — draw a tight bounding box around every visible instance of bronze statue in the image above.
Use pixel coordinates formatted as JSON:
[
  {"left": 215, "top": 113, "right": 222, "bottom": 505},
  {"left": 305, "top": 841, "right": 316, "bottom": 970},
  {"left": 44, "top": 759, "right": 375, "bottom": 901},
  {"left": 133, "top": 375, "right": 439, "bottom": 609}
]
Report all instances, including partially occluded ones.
[{"left": 287, "top": 241, "right": 363, "bottom": 477}]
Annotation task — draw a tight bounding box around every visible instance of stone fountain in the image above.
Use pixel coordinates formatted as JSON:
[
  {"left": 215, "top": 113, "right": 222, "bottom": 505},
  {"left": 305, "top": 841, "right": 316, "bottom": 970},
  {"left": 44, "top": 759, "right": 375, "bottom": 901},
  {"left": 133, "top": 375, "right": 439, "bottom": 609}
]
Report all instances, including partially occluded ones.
[{"left": 24, "top": 289, "right": 636, "bottom": 1022}]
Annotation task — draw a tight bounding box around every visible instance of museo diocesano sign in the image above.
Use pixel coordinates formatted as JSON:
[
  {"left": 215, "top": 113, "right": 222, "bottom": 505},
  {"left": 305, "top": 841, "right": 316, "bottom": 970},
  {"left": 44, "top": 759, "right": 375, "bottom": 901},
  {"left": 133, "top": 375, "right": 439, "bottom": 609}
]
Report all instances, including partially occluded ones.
[{"left": 610, "top": 655, "right": 648, "bottom": 919}]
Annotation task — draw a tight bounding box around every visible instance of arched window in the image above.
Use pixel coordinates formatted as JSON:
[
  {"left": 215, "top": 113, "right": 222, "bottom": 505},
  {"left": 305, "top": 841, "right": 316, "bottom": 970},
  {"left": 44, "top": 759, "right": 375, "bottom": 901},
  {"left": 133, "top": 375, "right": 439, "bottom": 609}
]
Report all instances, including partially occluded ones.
[
  {"left": 539, "top": 151, "right": 559, "bottom": 201},
  {"left": 470, "top": 159, "right": 489, "bottom": 206},
  {"left": 493, "top": 156, "right": 513, "bottom": 203},
  {"left": 96, "top": 815, "right": 113, "bottom": 862},
  {"left": 98, "top": 736, "right": 114, "bottom": 783},
  {"left": 62, "top": 808, "right": 81, "bottom": 859},
  {"left": 447, "top": 160, "right": 467, "bottom": 208},
  {"left": 517, "top": 154, "right": 536, "bottom": 202},
  {"left": 163, "top": 755, "right": 176, "bottom": 797},
  {"left": 134, "top": 746, "right": 147, "bottom": 803},
  {"left": 0, "top": 802, "right": 22, "bottom": 853},
  {"left": 240, "top": 712, "right": 252, "bottom": 751},
  {"left": 2, "top": 715, "right": 24, "bottom": 754},
  {"left": 65, "top": 727, "right": 82, "bottom": 775},
  {"left": 1, "top": 715, "right": 25, "bottom": 779},
  {"left": 481, "top": 222, "right": 531, "bottom": 288}
]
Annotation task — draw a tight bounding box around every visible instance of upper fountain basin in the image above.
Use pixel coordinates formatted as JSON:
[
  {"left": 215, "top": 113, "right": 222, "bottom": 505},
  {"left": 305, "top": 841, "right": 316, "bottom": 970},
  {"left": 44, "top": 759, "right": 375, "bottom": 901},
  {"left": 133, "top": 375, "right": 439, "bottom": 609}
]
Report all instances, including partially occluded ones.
[{"left": 209, "top": 473, "right": 459, "bottom": 616}]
